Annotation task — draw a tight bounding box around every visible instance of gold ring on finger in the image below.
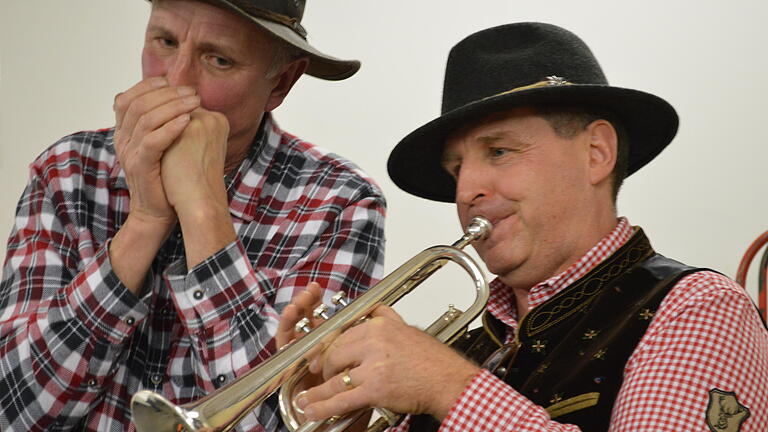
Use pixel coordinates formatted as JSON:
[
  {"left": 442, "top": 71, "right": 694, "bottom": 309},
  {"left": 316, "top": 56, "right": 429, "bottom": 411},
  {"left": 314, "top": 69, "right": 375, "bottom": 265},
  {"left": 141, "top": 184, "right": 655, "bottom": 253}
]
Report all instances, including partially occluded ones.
[{"left": 341, "top": 368, "right": 354, "bottom": 389}]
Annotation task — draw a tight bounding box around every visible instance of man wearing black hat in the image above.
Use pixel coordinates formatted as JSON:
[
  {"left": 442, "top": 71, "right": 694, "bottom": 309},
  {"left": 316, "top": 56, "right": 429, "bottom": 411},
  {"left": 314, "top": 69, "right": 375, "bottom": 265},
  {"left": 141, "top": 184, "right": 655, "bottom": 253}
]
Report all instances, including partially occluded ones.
[
  {"left": 291, "top": 22, "right": 768, "bottom": 431},
  {"left": 0, "top": 1, "right": 385, "bottom": 431}
]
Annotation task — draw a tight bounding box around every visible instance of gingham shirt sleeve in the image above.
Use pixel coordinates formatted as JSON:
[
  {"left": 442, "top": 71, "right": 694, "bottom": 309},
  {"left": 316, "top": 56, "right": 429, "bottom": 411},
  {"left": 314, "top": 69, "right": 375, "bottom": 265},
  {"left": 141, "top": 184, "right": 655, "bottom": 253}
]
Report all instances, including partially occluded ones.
[
  {"left": 427, "top": 272, "right": 768, "bottom": 432},
  {"left": 0, "top": 162, "right": 147, "bottom": 430}
]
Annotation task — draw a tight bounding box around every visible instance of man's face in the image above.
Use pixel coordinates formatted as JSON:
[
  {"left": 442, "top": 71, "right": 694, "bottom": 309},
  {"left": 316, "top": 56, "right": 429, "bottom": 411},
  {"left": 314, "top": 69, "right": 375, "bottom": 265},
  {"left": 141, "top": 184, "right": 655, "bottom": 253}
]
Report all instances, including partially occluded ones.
[
  {"left": 442, "top": 107, "right": 599, "bottom": 290},
  {"left": 142, "top": 0, "right": 285, "bottom": 158}
]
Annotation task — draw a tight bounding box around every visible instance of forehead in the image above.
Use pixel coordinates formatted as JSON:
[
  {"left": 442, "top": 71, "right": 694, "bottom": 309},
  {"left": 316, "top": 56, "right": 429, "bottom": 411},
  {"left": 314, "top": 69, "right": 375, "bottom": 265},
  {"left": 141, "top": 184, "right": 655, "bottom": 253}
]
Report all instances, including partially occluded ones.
[{"left": 149, "top": 0, "right": 272, "bottom": 51}]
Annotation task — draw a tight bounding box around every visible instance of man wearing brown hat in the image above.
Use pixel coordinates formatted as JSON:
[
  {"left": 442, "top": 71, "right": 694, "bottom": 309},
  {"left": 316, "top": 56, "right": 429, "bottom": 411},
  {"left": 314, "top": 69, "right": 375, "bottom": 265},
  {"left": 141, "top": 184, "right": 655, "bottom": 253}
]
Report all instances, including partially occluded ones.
[
  {"left": 290, "top": 22, "right": 768, "bottom": 431},
  {"left": 0, "top": 1, "right": 385, "bottom": 430}
]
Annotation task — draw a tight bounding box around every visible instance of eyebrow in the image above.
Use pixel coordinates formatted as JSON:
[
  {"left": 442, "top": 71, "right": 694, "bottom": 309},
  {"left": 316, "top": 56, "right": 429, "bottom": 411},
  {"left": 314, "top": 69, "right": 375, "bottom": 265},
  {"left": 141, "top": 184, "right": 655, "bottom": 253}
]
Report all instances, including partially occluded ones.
[
  {"left": 146, "top": 23, "right": 243, "bottom": 58},
  {"left": 477, "top": 131, "right": 510, "bottom": 144}
]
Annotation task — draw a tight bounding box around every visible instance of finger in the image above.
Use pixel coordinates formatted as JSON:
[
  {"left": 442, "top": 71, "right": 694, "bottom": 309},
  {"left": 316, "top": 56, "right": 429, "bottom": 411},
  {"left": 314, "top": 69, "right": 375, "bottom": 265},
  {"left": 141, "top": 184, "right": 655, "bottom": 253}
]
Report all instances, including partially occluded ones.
[
  {"left": 311, "top": 325, "right": 370, "bottom": 378},
  {"left": 114, "top": 77, "right": 168, "bottom": 129},
  {"left": 132, "top": 113, "right": 191, "bottom": 163},
  {"left": 277, "top": 283, "right": 325, "bottom": 348},
  {"left": 369, "top": 305, "right": 406, "bottom": 323},
  {"left": 299, "top": 371, "right": 368, "bottom": 421},
  {"left": 276, "top": 304, "right": 301, "bottom": 348},
  {"left": 121, "top": 86, "right": 199, "bottom": 141}
]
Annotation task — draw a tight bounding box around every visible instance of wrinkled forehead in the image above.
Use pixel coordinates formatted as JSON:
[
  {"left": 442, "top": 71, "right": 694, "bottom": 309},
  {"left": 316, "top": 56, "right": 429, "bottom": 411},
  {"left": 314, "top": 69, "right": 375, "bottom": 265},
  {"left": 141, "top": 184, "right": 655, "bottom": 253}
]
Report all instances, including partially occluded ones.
[{"left": 148, "top": 0, "right": 274, "bottom": 52}]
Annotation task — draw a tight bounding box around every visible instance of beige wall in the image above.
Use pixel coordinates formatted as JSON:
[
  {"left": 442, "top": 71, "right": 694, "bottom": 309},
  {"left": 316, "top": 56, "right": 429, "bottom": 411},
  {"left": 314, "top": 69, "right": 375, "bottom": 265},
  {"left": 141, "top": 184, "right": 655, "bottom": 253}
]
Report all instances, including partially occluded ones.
[{"left": 1, "top": 1, "right": 766, "bottom": 323}]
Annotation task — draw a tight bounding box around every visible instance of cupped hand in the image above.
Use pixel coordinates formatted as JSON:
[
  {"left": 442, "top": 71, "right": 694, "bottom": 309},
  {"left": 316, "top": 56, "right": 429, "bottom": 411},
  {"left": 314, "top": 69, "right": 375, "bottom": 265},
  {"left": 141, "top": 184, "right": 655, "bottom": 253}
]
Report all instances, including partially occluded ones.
[
  {"left": 113, "top": 77, "right": 200, "bottom": 228},
  {"left": 159, "top": 107, "right": 230, "bottom": 216}
]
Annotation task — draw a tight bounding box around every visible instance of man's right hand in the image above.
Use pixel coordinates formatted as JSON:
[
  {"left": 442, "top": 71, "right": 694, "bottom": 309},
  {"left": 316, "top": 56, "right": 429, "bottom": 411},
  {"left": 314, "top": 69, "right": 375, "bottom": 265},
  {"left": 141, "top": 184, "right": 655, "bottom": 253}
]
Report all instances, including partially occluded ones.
[
  {"left": 109, "top": 77, "right": 201, "bottom": 295},
  {"left": 113, "top": 77, "right": 200, "bottom": 230}
]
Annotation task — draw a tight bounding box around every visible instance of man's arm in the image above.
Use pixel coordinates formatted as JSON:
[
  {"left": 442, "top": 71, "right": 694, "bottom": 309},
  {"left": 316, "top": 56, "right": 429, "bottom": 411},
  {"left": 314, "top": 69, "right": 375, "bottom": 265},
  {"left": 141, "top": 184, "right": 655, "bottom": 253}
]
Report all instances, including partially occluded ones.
[
  {"left": 110, "top": 77, "right": 200, "bottom": 294},
  {"left": 0, "top": 147, "right": 150, "bottom": 430},
  {"left": 298, "top": 271, "right": 768, "bottom": 432},
  {"left": 610, "top": 272, "right": 768, "bottom": 431},
  {"left": 0, "top": 77, "right": 201, "bottom": 430}
]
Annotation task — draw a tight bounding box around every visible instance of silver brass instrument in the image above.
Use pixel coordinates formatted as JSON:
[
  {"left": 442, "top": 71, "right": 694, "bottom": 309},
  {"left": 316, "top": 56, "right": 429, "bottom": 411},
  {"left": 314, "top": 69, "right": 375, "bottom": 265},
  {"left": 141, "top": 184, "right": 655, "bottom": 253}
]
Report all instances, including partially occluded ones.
[{"left": 130, "top": 216, "right": 492, "bottom": 432}]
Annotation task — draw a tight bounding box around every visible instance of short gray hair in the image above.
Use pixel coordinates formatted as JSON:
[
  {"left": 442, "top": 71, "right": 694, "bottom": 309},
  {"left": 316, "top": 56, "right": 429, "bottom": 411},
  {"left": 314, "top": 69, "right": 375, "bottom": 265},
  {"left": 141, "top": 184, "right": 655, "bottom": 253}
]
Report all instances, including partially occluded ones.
[{"left": 265, "top": 39, "right": 305, "bottom": 79}]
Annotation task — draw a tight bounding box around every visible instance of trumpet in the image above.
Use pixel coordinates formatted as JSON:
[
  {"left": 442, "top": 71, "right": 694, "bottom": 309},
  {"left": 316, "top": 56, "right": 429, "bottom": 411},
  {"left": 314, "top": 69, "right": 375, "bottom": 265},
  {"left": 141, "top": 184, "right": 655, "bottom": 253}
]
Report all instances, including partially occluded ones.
[{"left": 130, "top": 216, "right": 492, "bottom": 432}]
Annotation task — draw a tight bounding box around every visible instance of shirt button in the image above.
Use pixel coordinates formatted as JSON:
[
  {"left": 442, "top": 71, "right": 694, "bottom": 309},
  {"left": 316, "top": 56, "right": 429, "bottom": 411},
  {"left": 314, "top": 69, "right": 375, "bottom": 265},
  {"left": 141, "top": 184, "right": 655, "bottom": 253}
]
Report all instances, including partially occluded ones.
[
  {"left": 87, "top": 378, "right": 98, "bottom": 388},
  {"left": 151, "top": 374, "right": 163, "bottom": 385},
  {"left": 124, "top": 316, "right": 135, "bottom": 325},
  {"left": 216, "top": 374, "right": 226, "bottom": 385},
  {"left": 193, "top": 290, "right": 204, "bottom": 300}
]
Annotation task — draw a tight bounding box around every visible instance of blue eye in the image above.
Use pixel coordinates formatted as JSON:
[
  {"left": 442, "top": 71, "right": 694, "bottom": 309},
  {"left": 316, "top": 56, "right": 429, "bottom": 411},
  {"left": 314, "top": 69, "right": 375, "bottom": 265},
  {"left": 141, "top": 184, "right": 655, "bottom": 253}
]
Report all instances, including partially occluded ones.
[{"left": 490, "top": 147, "right": 508, "bottom": 157}]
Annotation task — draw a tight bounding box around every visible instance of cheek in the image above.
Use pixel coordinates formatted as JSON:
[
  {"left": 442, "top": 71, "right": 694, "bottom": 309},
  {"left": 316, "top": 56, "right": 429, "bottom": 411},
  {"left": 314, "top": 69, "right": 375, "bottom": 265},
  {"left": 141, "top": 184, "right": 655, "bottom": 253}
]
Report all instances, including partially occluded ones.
[{"left": 197, "top": 80, "right": 254, "bottom": 113}]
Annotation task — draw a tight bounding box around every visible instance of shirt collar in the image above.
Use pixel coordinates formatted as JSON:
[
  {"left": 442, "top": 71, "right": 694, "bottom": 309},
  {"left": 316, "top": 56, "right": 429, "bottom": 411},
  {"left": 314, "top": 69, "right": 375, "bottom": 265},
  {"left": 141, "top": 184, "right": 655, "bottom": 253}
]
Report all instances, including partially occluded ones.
[{"left": 487, "top": 217, "right": 634, "bottom": 328}]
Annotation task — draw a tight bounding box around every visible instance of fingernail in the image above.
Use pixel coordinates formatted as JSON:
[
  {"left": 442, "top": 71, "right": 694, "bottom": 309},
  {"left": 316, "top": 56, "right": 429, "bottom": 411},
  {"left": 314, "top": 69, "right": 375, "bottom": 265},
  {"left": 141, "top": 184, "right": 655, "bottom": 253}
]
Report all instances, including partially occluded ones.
[
  {"left": 150, "top": 77, "right": 168, "bottom": 88},
  {"left": 182, "top": 95, "right": 199, "bottom": 106},
  {"left": 176, "top": 114, "right": 190, "bottom": 123},
  {"left": 304, "top": 406, "right": 318, "bottom": 420},
  {"left": 296, "top": 395, "right": 308, "bottom": 409},
  {"left": 177, "top": 86, "right": 195, "bottom": 97}
]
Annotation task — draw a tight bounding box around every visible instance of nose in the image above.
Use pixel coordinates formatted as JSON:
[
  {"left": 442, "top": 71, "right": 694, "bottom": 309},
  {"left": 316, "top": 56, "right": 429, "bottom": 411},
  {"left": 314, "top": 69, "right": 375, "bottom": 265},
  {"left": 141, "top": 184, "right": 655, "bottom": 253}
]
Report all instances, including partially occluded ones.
[
  {"left": 454, "top": 159, "right": 492, "bottom": 206},
  {"left": 165, "top": 49, "right": 196, "bottom": 88}
]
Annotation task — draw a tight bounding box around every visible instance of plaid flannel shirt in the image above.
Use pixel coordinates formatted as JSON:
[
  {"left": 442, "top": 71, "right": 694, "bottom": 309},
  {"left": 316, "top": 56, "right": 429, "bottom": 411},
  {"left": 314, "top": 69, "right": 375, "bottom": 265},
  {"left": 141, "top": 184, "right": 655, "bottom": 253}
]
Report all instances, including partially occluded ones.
[
  {"left": 392, "top": 218, "right": 768, "bottom": 431},
  {"left": 0, "top": 114, "right": 386, "bottom": 432}
]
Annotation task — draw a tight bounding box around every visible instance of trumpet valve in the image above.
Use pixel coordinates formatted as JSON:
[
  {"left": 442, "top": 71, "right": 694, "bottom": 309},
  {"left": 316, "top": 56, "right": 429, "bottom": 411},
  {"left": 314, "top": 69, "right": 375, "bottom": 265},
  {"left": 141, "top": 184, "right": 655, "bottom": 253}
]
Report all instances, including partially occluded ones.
[
  {"left": 331, "top": 291, "right": 349, "bottom": 307},
  {"left": 313, "top": 304, "right": 330, "bottom": 320},
  {"left": 295, "top": 318, "right": 312, "bottom": 334}
]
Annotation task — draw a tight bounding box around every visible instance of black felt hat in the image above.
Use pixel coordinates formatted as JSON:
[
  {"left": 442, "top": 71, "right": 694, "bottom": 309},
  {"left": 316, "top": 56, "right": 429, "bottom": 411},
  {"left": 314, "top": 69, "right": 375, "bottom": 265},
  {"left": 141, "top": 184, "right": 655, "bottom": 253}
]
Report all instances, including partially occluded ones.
[
  {"left": 387, "top": 22, "right": 679, "bottom": 202},
  {"left": 150, "top": 0, "right": 360, "bottom": 80}
]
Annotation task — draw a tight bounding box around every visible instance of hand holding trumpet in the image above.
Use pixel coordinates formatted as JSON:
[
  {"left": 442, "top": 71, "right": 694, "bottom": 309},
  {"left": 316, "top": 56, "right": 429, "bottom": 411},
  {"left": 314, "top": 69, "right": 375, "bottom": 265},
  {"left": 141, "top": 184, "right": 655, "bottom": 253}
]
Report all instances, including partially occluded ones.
[{"left": 278, "top": 285, "right": 482, "bottom": 423}]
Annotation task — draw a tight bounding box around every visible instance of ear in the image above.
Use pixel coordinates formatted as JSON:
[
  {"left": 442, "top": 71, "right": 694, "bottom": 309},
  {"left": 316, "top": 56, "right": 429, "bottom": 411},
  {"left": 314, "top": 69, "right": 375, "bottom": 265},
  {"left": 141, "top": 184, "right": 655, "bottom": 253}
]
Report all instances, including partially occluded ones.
[
  {"left": 585, "top": 120, "right": 618, "bottom": 186},
  {"left": 264, "top": 57, "right": 309, "bottom": 112}
]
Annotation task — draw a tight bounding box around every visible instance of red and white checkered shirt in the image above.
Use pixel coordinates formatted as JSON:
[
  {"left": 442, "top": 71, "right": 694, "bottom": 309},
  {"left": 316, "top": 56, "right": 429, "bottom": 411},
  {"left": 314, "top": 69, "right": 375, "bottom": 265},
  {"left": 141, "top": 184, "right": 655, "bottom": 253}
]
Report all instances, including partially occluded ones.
[
  {"left": 393, "top": 218, "right": 768, "bottom": 431},
  {"left": 0, "top": 115, "right": 386, "bottom": 432}
]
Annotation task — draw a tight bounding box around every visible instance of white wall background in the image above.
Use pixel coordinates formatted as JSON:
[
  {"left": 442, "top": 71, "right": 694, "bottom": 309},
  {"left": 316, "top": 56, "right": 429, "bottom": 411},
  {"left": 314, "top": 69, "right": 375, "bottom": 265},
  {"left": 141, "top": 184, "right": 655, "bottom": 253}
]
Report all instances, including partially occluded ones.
[{"left": 1, "top": 1, "right": 766, "bottom": 324}]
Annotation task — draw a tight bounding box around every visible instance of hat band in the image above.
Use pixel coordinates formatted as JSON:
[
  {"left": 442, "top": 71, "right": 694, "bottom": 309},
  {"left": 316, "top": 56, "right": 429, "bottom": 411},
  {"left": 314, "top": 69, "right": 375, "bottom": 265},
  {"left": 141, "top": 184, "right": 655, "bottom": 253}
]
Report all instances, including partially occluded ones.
[
  {"left": 491, "top": 75, "right": 572, "bottom": 99},
  {"left": 216, "top": 0, "right": 308, "bottom": 39}
]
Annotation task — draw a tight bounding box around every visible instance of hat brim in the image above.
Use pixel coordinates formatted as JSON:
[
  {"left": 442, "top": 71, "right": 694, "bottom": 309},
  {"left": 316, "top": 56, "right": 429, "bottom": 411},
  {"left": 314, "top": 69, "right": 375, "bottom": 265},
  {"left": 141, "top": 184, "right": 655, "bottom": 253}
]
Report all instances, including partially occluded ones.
[
  {"left": 387, "top": 85, "right": 679, "bottom": 202},
  {"left": 248, "top": 15, "right": 360, "bottom": 80}
]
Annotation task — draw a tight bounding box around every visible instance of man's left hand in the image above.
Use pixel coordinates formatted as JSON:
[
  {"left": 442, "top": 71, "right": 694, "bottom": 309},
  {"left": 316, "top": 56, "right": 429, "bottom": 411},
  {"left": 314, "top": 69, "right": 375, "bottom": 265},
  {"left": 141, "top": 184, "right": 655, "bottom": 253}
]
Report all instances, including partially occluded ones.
[
  {"left": 160, "top": 108, "right": 236, "bottom": 268},
  {"left": 296, "top": 305, "right": 481, "bottom": 422}
]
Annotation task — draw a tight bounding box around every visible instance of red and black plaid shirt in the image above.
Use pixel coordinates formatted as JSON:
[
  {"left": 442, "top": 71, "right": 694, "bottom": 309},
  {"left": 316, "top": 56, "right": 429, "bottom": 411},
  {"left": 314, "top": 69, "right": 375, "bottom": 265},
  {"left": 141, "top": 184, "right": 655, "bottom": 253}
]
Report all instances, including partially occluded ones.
[
  {"left": 394, "top": 218, "right": 768, "bottom": 431},
  {"left": 0, "top": 115, "right": 386, "bottom": 431}
]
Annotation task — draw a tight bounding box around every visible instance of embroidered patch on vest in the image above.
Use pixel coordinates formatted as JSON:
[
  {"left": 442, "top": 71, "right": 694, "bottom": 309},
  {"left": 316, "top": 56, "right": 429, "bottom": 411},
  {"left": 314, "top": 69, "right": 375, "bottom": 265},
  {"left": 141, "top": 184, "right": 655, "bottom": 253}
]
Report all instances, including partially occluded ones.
[{"left": 706, "top": 389, "right": 750, "bottom": 432}]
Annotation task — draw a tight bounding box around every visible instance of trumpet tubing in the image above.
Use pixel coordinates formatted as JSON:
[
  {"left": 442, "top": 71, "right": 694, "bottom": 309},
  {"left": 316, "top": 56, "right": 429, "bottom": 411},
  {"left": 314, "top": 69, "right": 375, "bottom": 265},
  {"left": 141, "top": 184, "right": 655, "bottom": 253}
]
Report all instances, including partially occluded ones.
[{"left": 130, "top": 217, "right": 492, "bottom": 432}]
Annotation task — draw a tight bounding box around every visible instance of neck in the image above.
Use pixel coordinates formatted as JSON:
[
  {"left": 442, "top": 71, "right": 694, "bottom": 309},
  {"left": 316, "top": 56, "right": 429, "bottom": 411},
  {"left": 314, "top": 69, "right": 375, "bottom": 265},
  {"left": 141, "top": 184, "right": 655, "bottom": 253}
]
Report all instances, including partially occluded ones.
[
  {"left": 224, "top": 114, "right": 266, "bottom": 174},
  {"left": 507, "top": 211, "right": 620, "bottom": 319}
]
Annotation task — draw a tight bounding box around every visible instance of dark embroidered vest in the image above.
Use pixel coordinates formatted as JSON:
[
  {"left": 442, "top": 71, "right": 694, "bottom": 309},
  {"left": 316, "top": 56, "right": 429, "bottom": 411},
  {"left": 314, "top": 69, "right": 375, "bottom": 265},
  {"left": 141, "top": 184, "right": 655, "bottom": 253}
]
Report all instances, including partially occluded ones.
[{"left": 410, "top": 229, "right": 706, "bottom": 432}]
